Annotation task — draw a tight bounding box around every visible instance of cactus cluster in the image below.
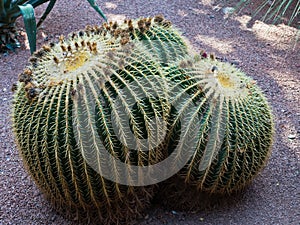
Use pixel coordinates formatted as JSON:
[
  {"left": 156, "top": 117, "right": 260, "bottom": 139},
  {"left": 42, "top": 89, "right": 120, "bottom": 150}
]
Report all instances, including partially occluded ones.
[{"left": 12, "top": 15, "right": 274, "bottom": 224}]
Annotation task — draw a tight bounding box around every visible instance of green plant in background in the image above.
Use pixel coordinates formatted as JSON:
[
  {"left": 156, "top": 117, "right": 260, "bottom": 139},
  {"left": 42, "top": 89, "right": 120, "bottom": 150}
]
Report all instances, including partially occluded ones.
[
  {"left": 0, "top": 0, "right": 106, "bottom": 54},
  {"left": 1, "top": 0, "right": 49, "bottom": 52},
  {"left": 236, "top": 0, "right": 299, "bottom": 26},
  {"left": 233, "top": 0, "right": 299, "bottom": 49}
]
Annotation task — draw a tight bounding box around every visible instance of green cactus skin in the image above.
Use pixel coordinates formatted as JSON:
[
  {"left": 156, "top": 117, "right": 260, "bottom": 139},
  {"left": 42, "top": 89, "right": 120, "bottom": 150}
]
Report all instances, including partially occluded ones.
[
  {"left": 164, "top": 56, "right": 274, "bottom": 195},
  {"left": 12, "top": 17, "right": 183, "bottom": 224}
]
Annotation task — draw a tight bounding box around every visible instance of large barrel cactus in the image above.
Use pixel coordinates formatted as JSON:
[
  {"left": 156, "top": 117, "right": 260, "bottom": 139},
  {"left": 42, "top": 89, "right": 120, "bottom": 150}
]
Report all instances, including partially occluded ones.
[
  {"left": 164, "top": 55, "right": 274, "bottom": 194},
  {"left": 12, "top": 16, "right": 188, "bottom": 224}
]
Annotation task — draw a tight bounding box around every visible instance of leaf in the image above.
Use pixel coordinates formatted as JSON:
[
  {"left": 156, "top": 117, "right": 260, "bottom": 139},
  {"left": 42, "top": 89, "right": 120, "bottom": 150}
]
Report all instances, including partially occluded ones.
[
  {"left": 27, "top": 0, "right": 49, "bottom": 7},
  {"left": 86, "top": 0, "right": 107, "bottom": 21},
  {"left": 6, "top": 43, "right": 18, "bottom": 51},
  {"left": 0, "top": 1, "right": 7, "bottom": 17},
  {"left": 37, "top": 0, "right": 56, "bottom": 27},
  {"left": 19, "top": 4, "right": 37, "bottom": 54}
]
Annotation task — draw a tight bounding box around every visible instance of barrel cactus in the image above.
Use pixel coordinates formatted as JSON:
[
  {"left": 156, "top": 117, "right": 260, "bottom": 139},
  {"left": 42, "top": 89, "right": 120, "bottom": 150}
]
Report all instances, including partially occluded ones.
[
  {"left": 12, "top": 16, "right": 187, "bottom": 224},
  {"left": 164, "top": 55, "right": 274, "bottom": 195}
]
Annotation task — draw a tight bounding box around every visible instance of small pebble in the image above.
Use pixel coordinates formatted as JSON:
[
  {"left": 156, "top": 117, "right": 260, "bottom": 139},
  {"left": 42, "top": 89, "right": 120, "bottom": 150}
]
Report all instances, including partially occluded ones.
[
  {"left": 209, "top": 15, "right": 215, "bottom": 19},
  {"left": 231, "top": 60, "right": 239, "bottom": 66},
  {"left": 222, "top": 7, "right": 235, "bottom": 15},
  {"left": 199, "top": 217, "right": 204, "bottom": 221},
  {"left": 3, "top": 88, "right": 7, "bottom": 92},
  {"left": 288, "top": 134, "right": 296, "bottom": 139},
  {"left": 171, "top": 210, "right": 178, "bottom": 215},
  {"left": 51, "top": 215, "right": 56, "bottom": 221}
]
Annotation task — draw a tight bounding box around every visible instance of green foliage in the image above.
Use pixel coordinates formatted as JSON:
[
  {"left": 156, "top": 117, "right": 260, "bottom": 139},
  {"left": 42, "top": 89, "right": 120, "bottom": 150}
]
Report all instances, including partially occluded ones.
[
  {"left": 236, "top": 0, "right": 299, "bottom": 26},
  {"left": 0, "top": 0, "right": 106, "bottom": 53},
  {"left": 18, "top": 4, "right": 37, "bottom": 53}
]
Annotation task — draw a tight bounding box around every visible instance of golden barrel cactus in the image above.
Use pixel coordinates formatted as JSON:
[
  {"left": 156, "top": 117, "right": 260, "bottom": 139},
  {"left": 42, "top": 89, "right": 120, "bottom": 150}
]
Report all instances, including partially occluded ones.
[{"left": 164, "top": 55, "right": 274, "bottom": 194}]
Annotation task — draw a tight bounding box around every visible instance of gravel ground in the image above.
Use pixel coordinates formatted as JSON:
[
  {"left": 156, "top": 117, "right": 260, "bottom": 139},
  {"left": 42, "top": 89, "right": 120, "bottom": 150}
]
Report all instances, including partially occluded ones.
[{"left": 0, "top": 0, "right": 299, "bottom": 224}]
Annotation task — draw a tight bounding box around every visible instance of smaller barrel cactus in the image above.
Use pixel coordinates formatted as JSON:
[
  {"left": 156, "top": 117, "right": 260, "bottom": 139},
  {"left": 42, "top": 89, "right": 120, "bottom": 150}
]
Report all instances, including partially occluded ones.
[{"left": 163, "top": 54, "right": 274, "bottom": 195}]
